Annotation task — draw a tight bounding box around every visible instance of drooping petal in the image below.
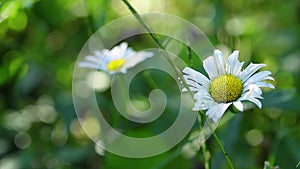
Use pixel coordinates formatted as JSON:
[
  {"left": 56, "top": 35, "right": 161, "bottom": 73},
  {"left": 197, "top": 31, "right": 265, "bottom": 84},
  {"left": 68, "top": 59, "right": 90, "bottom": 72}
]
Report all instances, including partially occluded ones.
[
  {"left": 239, "top": 63, "right": 266, "bottom": 82},
  {"left": 193, "top": 88, "right": 211, "bottom": 100},
  {"left": 203, "top": 56, "right": 219, "bottom": 79},
  {"left": 192, "top": 98, "right": 213, "bottom": 110},
  {"left": 214, "top": 50, "right": 225, "bottom": 75},
  {"left": 247, "top": 97, "right": 262, "bottom": 108},
  {"left": 233, "top": 101, "right": 244, "bottom": 112},
  {"left": 206, "top": 103, "right": 231, "bottom": 122},
  {"left": 192, "top": 88, "right": 213, "bottom": 111},
  {"left": 183, "top": 67, "right": 210, "bottom": 88}
]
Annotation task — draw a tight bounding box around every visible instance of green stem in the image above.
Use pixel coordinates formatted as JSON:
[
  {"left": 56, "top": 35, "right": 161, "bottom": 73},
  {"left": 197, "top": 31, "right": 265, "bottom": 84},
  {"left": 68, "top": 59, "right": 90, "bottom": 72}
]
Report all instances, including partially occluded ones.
[
  {"left": 121, "top": 1, "right": 235, "bottom": 168},
  {"left": 83, "top": 0, "right": 97, "bottom": 36},
  {"left": 199, "top": 112, "right": 234, "bottom": 169},
  {"left": 198, "top": 114, "right": 210, "bottom": 169},
  {"left": 212, "top": 132, "right": 234, "bottom": 169},
  {"left": 201, "top": 144, "right": 210, "bottom": 169},
  {"left": 143, "top": 71, "right": 158, "bottom": 89},
  {"left": 122, "top": 0, "right": 164, "bottom": 49},
  {"left": 122, "top": 0, "right": 193, "bottom": 98}
]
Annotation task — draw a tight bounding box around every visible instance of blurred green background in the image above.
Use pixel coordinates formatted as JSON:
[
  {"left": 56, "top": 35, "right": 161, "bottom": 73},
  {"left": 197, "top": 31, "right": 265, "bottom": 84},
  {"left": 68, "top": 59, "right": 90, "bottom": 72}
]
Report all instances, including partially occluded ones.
[{"left": 1, "top": 0, "right": 300, "bottom": 168}]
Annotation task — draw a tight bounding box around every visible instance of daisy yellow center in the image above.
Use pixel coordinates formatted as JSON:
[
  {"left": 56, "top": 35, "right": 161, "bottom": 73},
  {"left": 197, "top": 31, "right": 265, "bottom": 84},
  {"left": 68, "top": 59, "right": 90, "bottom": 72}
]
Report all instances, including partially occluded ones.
[
  {"left": 209, "top": 75, "right": 243, "bottom": 103},
  {"left": 107, "top": 59, "right": 125, "bottom": 71}
]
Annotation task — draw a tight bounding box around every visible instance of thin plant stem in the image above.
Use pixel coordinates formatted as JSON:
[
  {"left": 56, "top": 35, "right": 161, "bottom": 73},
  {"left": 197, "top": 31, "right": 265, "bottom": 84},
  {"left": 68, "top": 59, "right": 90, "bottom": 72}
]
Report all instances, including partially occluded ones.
[
  {"left": 198, "top": 114, "right": 210, "bottom": 169},
  {"left": 83, "top": 0, "right": 97, "bottom": 36},
  {"left": 202, "top": 144, "right": 210, "bottom": 169},
  {"left": 122, "top": 0, "right": 164, "bottom": 49},
  {"left": 212, "top": 132, "right": 234, "bottom": 169},
  {"left": 121, "top": 0, "right": 235, "bottom": 168},
  {"left": 199, "top": 113, "right": 234, "bottom": 169},
  {"left": 122, "top": 0, "right": 193, "bottom": 100},
  {"left": 143, "top": 71, "right": 158, "bottom": 89}
]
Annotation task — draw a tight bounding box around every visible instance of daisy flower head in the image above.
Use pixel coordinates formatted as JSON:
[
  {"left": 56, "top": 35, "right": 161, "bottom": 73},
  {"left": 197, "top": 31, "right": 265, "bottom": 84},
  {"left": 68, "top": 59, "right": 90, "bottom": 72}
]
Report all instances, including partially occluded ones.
[
  {"left": 78, "top": 42, "right": 154, "bottom": 74},
  {"left": 182, "top": 50, "right": 275, "bottom": 122}
]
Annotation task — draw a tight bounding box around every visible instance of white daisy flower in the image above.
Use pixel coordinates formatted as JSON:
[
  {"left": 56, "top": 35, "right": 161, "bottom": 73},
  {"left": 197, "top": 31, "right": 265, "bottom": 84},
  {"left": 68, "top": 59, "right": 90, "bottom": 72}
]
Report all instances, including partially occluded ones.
[
  {"left": 182, "top": 50, "right": 275, "bottom": 122},
  {"left": 78, "top": 42, "right": 154, "bottom": 74}
]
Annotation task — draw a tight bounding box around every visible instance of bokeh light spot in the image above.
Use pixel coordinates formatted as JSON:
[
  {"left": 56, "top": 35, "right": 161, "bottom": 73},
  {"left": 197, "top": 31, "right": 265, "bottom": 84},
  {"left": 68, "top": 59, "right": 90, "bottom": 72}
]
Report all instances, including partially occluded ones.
[
  {"left": 245, "top": 129, "right": 264, "bottom": 146},
  {"left": 14, "top": 132, "right": 32, "bottom": 149}
]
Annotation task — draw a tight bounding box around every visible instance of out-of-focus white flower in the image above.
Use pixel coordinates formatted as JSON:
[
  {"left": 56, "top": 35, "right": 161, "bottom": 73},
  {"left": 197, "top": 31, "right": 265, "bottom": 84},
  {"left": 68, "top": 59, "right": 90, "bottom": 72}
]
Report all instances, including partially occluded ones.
[
  {"left": 182, "top": 49, "right": 275, "bottom": 122},
  {"left": 78, "top": 42, "right": 153, "bottom": 74}
]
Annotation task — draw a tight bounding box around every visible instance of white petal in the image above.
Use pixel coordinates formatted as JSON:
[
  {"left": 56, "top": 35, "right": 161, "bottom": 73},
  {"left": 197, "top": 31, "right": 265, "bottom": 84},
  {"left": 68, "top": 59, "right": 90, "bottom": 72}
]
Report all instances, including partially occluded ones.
[
  {"left": 185, "top": 79, "right": 203, "bottom": 89},
  {"left": 226, "top": 50, "right": 239, "bottom": 74},
  {"left": 94, "top": 50, "right": 105, "bottom": 58},
  {"left": 226, "top": 50, "right": 244, "bottom": 76},
  {"left": 246, "top": 98, "right": 262, "bottom": 108},
  {"left": 192, "top": 89, "right": 213, "bottom": 110},
  {"left": 232, "top": 61, "right": 244, "bottom": 76},
  {"left": 182, "top": 86, "right": 198, "bottom": 92},
  {"left": 239, "top": 63, "right": 266, "bottom": 82},
  {"left": 98, "top": 62, "right": 109, "bottom": 71},
  {"left": 246, "top": 90, "right": 263, "bottom": 99},
  {"left": 233, "top": 101, "right": 244, "bottom": 112},
  {"left": 183, "top": 67, "right": 210, "bottom": 88},
  {"left": 98, "top": 49, "right": 110, "bottom": 58},
  {"left": 192, "top": 98, "right": 213, "bottom": 110},
  {"left": 206, "top": 103, "right": 231, "bottom": 122},
  {"left": 243, "top": 83, "right": 262, "bottom": 93},
  {"left": 85, "top": 55, "right": 102, "bottom": 63},
  {"left": 109, "top": 42, "right": 129, "bottom": 60},
  {"left": 193, "top": 88, "right": 211, "bottom": 100},
  {"left": 78, "top": 62, "right": 99, "bottom": 69},
  {"left": 124, "top": 47, "right": 135, "bottom": 58},
  {"left": 203, "top": 56, "right": 219, "bottom": 79},
  {"left": 254, "top": 82, "right": 275, "bottom": 89},
  {"left": 101, "top": 54, "right": 113, "bottom": 63},
  {"left": 118, "top": 68, "right": 127, "bottom": 74},
  {"left": 119, "top": 42, "right": 128, "bottom": 52},
  {"left": 241, "top": 84, "right": 263, "bottom": 99},
  {"left": 264, "top": 76, "right": 275, "bottom": 81},
  {"left": 121, "top": 51, "right": 153, "bottom": 70},
  {"left": 244, "top": 71, "right": 273, "bottom": 86},
  {"left": 214, "top": 50, "right": 225, "bottom": 75}
]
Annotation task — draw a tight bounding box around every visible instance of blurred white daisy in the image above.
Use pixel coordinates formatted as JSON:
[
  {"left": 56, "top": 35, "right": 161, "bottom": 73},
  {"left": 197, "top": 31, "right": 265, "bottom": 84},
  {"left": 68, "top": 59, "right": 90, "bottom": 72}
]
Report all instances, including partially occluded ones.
[
  {"left": 182, "top": 50, "right": 275, "bottom": 122},
  {"left": 78, "top": 42, "right": 153, "bottom": 74}
]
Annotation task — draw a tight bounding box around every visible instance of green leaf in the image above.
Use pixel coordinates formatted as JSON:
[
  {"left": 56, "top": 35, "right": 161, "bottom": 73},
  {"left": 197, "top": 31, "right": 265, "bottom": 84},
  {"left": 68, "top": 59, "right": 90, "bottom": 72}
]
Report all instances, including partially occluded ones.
[
  {"left": 8, "top": 10, "right": 27, "bottom": 31},
  {"left": 0, "top": 0, "right": 20, "bottom": 23}
]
